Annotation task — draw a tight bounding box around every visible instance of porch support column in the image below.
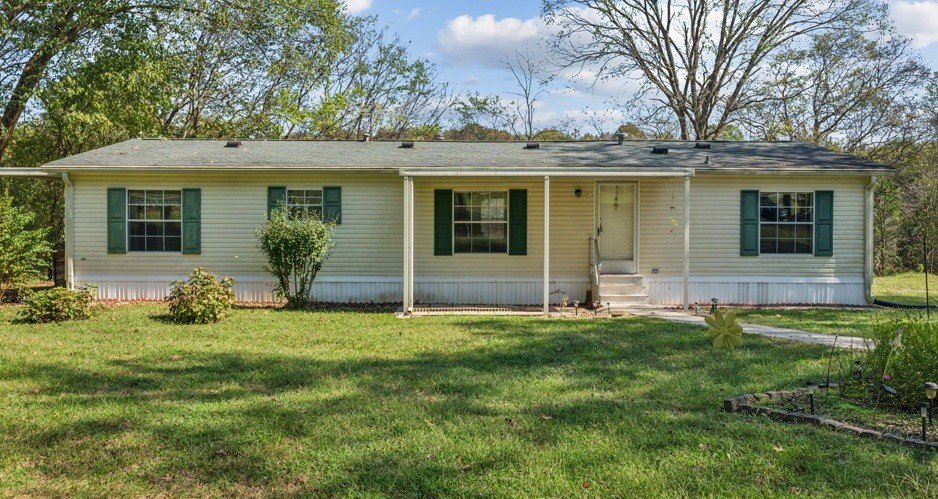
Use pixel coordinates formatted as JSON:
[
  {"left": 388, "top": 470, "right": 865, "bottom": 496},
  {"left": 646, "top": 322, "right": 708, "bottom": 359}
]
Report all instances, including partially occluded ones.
[
  {"left": 62, "top": 173, "right": 75, "bottom": 290},
  {"left": 543, "top": 175, "right": 550, "bottom": 315},
  {"left": 403, "top": 175, "right": 414, "bottom": 313},
  {"left": 683, "top": 173, "right": 691, "bottom": 310},
  {"left": 864, "top": 176, "right": 877, "bottom": 303}
]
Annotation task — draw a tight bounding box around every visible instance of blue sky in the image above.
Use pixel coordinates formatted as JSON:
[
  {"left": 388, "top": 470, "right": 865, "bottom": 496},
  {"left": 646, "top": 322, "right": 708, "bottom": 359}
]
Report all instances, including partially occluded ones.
[{"left": 343, "top": 0, "right": 938, "bottom": 133}]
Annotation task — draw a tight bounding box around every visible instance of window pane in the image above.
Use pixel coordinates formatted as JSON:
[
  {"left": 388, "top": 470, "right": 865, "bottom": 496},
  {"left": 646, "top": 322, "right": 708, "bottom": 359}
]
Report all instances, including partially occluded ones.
[
  {"left": 778, "top": 239, "right": 795, "bottom": 253},
  {"left": 163, "top": 191, "right": 181, "bottom": 204},
  {"left": 164, "top": 205, "right": 181, "bottom": 220},
  {"left": 454, "top": 223, "right": 470, "bottom": 237},
  {"left": 470, "top": 206, "right": 483, "bottom": 222},
  {"left": 798, "top": 193, "right": 813, "bottom": 207},
  {"left": 471, "top": 237, "right": 490, "bottom": 253},
  {"left": 454, "top": 192, "right": 470, "bottom": 206},
  {"left": 795, "top": 239, "right": 812, "bottom": 254},
  {"left": 760, "top": 193, "right": 778, "bottom": 207},
  {"left": 454, "top": 207, "right": 471, "bottom": 222},
  {"left": 777, "top": 225, "right": 794, "bottom": 238},
  {"left": 128, "top": 190, "right": 146, "bottom": 204},
  {"left": 128, "top": 205, "right": 145, "bottom": 219},
  {"left": 760, "top": 239, "right": 776, "bottom": 254},
  {"left": 145, "top": 206, "right": 162, "bottom": 220},
  {"left": 761, "top": 224, "right": 777, "bottom": 239},
  {"left": 129, "top": 236, "right": 146, "bottom": 251},
  {"left": 760, "top": 207, "right": 777, "bottom": 222},
  {"left": 146, "top": 237, "right": 164, "bottom": 252},
  {"left": 145, "top": 191, "right": 162, "bottom": 204},
  {"left": 481, "top": 223, "right": 506, "bottom": 238},
  {"left": 454, "top": 237, "right": 471, "bottom": 253},
  {"left": 796, "top": 224, "right": 812, "bottom": 238},
  {"left": 129, "top": 222, "right": 145, "bottom": 236},
  {"left": 164, "top": 237, "right": 182, "bottom": 252},
  {"left": 165, "top": 222, "right": 181, "bottom": 237},
  {"left": 145, "top": 222, "right": 163, "bottom": 236}
]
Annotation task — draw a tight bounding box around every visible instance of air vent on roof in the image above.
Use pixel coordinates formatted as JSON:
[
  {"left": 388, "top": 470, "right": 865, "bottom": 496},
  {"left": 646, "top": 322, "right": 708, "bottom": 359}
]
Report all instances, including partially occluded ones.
[
  {"left": 225, "top": 140, "right": 242, "bottom": 148},
  {"left": 524, "top": 142, "right": 540, "bottom": 149},
  {"left": 651, "top": 146, "right": 668, "bottom": 154},
  {"left": 433, "top": 132, "right": 444, "bottom": 141},
  {"left": 399, "top": 141, "right": 415, "bottom": 149},
  {"left": 362, "top": 133, "right": 371, "bottom": 142},
  {"left": 694, "top": 142, "right": 711, "bottom": 149},
  {"left": 614, "top": 132, "right": 625, "bottom": 145}
]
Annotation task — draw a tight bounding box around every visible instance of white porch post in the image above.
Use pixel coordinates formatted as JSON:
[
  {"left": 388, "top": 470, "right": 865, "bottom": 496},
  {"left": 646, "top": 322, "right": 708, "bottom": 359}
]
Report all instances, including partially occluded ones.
[
  {"left": 403, "top": 176, "right": 414, "bottom": 313},
  {"left": 62, "top": 173, "right": 75, "bottom": 290},
  {"left": 683, "top": 173, "right": 691, "bottom": 310},
  {"left": 543, "top": 175, "right": 550, "bottom": 315},
  {"left": 864, "top": 176, "right": 877, "bottom": 303}
]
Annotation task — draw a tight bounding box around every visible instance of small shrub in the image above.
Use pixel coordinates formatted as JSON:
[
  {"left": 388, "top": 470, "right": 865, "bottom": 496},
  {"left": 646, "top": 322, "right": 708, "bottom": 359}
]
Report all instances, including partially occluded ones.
[
  {"left": 864, "top": 318, "right": 938, "bottom": 409},
  {"left": 167, "top": 267, "right": 235, "bottom": 324},
  {"left": 256, "top": 209, "right": 334, "bottom": 308},
  {"left": 0, "top": 197, "right": 52, "bottom": 301},
  {"left": 18, "top": 285, "right": 97, "bottom": 323}
]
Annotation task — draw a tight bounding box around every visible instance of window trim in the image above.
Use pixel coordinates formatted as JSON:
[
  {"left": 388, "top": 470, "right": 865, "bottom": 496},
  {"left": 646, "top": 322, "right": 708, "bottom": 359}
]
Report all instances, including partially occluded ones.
[
  {"left": 126, "top": 189, "right": 183, "bottom": 253},
  {"left": 758, "top": 191, "right": 815, "bottom": 256},
  {"left": 452, "top": 190, "right": 510, "bottom": 254}
]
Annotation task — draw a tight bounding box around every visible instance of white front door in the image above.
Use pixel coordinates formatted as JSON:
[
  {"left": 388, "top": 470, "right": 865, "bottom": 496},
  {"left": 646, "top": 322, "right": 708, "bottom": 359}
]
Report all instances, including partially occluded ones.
[{"left": 597, "top": 183, "right": 636, "bottom": 274}]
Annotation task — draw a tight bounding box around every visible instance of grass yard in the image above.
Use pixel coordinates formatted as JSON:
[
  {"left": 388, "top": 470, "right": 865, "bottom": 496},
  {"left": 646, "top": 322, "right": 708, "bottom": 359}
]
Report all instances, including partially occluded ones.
[
  {"left": 0, "top": 305, "right": 935, "bottom": 497},
  {"left": 729, "top": 307, "right": 918, "bottom": 339},
  {"left": 874, "top": 272, "right": 938, "bottom": 306}
]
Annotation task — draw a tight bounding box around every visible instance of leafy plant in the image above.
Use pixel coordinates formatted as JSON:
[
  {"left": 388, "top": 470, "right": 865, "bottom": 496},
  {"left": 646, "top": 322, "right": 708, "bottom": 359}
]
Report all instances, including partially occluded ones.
[
  {"left": 166, "top": 267, "right": 235, "bottom": 324},
  {"left": 0, "top": 197, "right": 52, "bottom": 301},
  {"left": 705, "top": 309, "right": 744, "bottom": 351},
  {"left": 256, "top": 209, "right": 334, "bottom": 308},
  {"left": 864, "top": 318, "right": 938, "bottom": 409},
  {"left": 18, "top": 285, "right": 97, "bottom": 323}
]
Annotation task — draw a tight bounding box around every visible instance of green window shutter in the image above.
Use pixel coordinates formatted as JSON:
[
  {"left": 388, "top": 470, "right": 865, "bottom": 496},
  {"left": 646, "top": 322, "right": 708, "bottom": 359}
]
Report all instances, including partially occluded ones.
[
  {"left": 740, "top": 190, "right": 759, "bottom": 256},
  {"left": 434, "top": 189, "right": 453, "bottom": 256},
  {"left": 814, "top": 190, "right": 833, "bottom": 257},
  {"left": 508, "top": 189, "right": 527, "bottom": 255},
  {"left": 182, "top": 188, "right": 201, "bottom": 255},
  {"left": 267, "top": 186, "right": 286, "bottom": 217},
  {"left": 323, "top": 186, "right": 341, "bottom": 224},
  {"left": 107, "top": 188, "right": 127, "bottom": 254}
]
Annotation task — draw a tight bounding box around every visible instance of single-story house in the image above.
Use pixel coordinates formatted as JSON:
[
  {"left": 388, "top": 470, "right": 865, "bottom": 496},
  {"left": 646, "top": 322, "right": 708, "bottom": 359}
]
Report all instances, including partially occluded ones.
[{"left": 29, "top": 137, "right": 892, "bottom": 312}]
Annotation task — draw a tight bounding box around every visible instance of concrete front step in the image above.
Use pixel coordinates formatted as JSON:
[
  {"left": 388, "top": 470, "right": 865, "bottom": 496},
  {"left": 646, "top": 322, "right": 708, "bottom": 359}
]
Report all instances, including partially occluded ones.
[
  {"left": 599, "top": 283, "right": 646, "bottom": 295},
  {"left": 599, "top": 293, "right": 649, "bottom": 304},
  {"left": 600, "top": 274, "right": 644, "bottom": 285}
]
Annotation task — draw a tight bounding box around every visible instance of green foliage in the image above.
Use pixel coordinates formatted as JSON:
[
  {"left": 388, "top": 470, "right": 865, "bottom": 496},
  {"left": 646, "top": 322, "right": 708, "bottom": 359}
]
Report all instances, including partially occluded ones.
[
  {"left": 864, "top": 319, "right": 938, "bottom": 409},
  {"left": 0, "top": 196, "right": 52, "bottom": 301},
  {"left": 166, "top": 267, "right": 235, "bottom": 324},
  {"left": 256, "top": 209, "right": 334, "bottom": 308},
  {"left": 17, "top": 286, "right": 97, "bottom": 323},
  {"left": 704, "top": 309, "right": 744, "bottom": 351}
]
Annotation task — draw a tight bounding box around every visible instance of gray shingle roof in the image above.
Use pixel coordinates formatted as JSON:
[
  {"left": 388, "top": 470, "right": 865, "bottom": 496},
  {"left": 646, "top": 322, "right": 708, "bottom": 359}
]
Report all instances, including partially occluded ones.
[{"left": 42, "top": 138, "right": 893, "bottom": 173}]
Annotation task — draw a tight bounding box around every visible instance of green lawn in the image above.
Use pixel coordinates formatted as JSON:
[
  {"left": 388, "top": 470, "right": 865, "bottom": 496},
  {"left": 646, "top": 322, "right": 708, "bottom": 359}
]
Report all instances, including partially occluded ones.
[
  {"left": 0, "top": 305, "right": 935, "bottom": 496},
  {"left": 729, "top": 273, "right": 936, "bottom": 339},
  {"left": 874, "top": 272, "right": 938, "bottom": 306}
]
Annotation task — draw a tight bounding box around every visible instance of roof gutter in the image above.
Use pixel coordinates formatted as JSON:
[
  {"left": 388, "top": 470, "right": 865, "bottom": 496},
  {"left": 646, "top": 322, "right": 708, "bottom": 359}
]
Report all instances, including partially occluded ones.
[
  {"left": 696, "top": 168, "right": 895, "bottom": 176},
  {"left": 400, "top": 168, "right": 695, "bottom": 177},
  {"left": 0, "top": 168, "right": 62, "bottom": 177},
  {"left": 40, "top": 166, "right": 400, "bottom": 174}
]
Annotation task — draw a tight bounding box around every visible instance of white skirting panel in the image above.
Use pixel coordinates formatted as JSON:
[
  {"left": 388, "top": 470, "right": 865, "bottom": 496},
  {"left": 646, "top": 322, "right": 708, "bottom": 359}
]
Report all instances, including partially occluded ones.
[
  {"left": 414, "top": 279, "right": 588, "bottom": 306},
  {"left": 77, "top": 275, "right": 589, "bottom": 305},
  {"left": 77, "top": 275, "right": 402, "bottom": 303},
  {"left": 646, "top": 276, "right": 867, "bottom": 306}
]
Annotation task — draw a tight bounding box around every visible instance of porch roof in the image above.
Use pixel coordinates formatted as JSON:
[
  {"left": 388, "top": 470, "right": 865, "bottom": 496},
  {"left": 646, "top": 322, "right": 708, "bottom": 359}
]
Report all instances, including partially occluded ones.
[{"left": 42, "top": 138, "right": 893, "bottom": 174}]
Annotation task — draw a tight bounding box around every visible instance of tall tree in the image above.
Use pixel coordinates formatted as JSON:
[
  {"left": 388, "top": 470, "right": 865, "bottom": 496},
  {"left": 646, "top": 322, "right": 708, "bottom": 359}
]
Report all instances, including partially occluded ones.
[
  {"left": 502, "top": 50, "right": 550, "bottom": 140},
  {"left": 543, "top": 0, "right": 877, "bottom": 140}
]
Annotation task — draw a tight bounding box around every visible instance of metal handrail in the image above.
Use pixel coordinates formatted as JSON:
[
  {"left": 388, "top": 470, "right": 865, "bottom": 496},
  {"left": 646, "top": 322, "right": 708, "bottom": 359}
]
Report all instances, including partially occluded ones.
[{"left": 589, "top": 237, "right": 600, "bottom": 287}]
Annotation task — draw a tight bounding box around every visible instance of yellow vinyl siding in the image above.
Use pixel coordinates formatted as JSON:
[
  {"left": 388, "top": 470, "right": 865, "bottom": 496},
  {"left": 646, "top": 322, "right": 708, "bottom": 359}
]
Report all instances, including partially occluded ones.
[
  {"left": 70, "top": 172, "right": 403, "bottom": 280},
  {"left": 685, "top": 175, "right": 866, "bottom": 277}
]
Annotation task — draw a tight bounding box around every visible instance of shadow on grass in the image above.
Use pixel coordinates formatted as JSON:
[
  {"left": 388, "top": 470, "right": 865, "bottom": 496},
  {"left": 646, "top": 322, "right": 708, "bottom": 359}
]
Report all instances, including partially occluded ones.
[{"left": 1, "top": 315, "right": 934, "bottom": 495}]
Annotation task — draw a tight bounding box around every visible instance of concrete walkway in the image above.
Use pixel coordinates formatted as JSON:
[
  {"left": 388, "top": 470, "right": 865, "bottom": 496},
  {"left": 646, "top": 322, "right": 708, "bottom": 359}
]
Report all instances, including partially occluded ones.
[{"left": 631, "top": 309, "right": 873, "bottom": 350}]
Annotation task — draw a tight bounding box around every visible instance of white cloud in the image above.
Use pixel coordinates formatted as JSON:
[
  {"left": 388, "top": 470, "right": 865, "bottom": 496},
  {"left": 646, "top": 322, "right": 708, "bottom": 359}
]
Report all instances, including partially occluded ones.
[
  {"left": 407, "top": 8, "right": 422, "bottom": 21},
  {"left": 342, "top": 0, "right": 372, "bottom": 14},
  {"left": 436, "top": 14, "right": 543, "bottom": 67},
  {"left": 891, "top": 1, "right": 938, "bottom": 48}
]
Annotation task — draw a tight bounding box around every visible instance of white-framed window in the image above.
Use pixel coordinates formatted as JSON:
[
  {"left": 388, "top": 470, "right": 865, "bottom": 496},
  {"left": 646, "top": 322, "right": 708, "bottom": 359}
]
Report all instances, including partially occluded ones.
[
  {"left": 453, "top": 191, "right": 508, "bottom": 253},
  {"left": 287, "top": 189, "right": 323, "bottom": 219},
  {"left": 760, "top": 192, "right": 813, "bottom": 254},
  {"left": 128, "top": 189, "right": 182, "bottom": 252}
]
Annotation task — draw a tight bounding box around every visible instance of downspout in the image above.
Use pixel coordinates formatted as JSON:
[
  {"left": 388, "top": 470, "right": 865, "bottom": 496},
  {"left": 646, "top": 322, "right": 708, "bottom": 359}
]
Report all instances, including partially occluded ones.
[
  {"left": 61, "top": 172, "right": 75, "bottom": 290},
  {"left": 864, "top": 176, "right": 877, "bottom": 304}
]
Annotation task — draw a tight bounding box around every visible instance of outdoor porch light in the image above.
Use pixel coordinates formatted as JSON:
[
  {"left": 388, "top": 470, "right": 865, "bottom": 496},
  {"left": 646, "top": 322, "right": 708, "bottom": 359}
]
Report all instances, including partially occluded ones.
[
  {"left": 925, "top": 382, "right": 937, "bottom": 425},
  {"left": 574, "top": 188, "right": 582, "bottom": 198},
  {"left": 921, "top": 401, "right": 930, "bottom": 441}
]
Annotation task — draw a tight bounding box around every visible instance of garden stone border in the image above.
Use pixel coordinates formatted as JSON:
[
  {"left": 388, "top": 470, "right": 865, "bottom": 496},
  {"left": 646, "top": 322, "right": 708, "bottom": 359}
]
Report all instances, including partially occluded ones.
[{"left": 723, "top": 386, "right": 938, "bottom": 451}]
